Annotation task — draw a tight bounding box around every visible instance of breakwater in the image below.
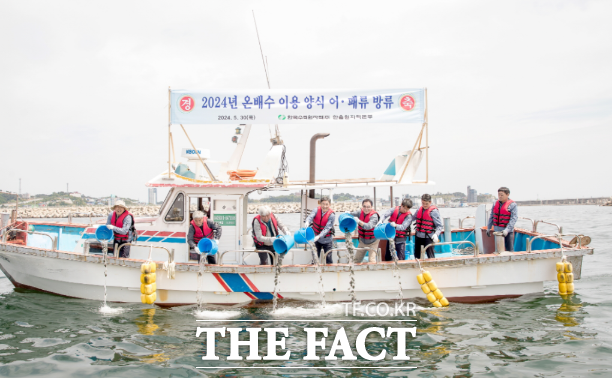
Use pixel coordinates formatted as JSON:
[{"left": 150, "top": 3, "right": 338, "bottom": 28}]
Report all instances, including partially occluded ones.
[{"left": 4, "top": 202, "right": 381, "bottom": 218}]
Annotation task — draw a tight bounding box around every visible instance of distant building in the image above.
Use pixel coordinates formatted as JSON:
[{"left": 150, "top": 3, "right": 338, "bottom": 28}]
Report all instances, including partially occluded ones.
[
  {"left": 20, "top": 193, "right": 30, "bottom": 199},
  {"left": 70, "top": 192, "right": 82, "bottom": 198},
  {"left": 148, "top": 188, "right": 157, "bottom": 205},
  {"left": 435, "top": 197, "right": 444, "bottom": 205},
  {"left": 467, "top": 186, "right": 478, "bottom": 203}
]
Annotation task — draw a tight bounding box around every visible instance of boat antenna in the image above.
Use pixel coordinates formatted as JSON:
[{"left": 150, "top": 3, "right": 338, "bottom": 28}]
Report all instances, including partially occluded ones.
[{"left": 252, "top": 10, "right": 270, "bottom": 89}]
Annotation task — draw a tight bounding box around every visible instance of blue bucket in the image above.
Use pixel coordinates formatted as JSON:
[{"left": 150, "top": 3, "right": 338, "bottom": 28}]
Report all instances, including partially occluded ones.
[
  {"left": 374, "top": 223, "right": 396, "bottom": 240},
  {"left": 96, "top": 226, "right": 114, "bottom": 242},
  {"left": 294, "top": 227, "right": 315, "bottom": 244},
  {"left": 338, "top": 213, "right": 358, "bottom": 233},
  {"left": 198, "top": 239, "right": 218, "bottom": 255},
  {"left": 273, "top": 234, "right": 294, "bottom": 254}
]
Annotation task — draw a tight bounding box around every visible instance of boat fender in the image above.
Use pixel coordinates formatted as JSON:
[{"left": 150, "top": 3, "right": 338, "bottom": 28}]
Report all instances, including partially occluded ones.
[
  {"left": 140, "top": 260, "right": 157, "bottom": 304},
  {"left": 556, "top": 258, "right": 574, "bottom": 295},
  {"left": 416, "top": 270, "right": 449, "bottom": 307}
]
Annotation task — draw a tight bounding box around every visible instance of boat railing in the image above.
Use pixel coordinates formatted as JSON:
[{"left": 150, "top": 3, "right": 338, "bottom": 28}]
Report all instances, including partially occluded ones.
[
  {"left": 534, "top": 220, "right": 563, "bottom": 234},
  {"left": 2, "top": 228, "right": 57, "bottom": 251},
  {"left": 517, "top": 217, "right": 536, "bottom": 232},
  {"left": 322, "top": 247, "right": 381, "bottom": 265},
  {"left": 526, "top": 234, "right": 581, "bottom": 253},
  {"left": 118, "top": 243, "right": 175, "bottom": 264},
  {"left": 458, "top": 216, "right": 475, "bottom": 229},
  {"left": 218, "top": 249, "right": 277, "bottom": 266},
  {"left": 67, "top": 212, "right": 94, "bottom": 225},
  {"left": 423, "top": 240, "right": 479, "bottom": 257}
]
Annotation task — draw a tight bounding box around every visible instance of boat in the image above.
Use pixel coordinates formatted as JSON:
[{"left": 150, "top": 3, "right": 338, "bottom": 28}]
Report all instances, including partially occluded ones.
[{"left": 0, "top": 88, "right": 594, "bottom": 306}]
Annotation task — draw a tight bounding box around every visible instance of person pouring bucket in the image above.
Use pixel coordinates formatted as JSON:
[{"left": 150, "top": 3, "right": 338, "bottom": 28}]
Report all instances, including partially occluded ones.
[
  {"left": 105, "top": 200, "right": 136, "bottom": 258},
  {"left": 188, "top": 211, "right": 222, "bottom": 263},
  {"left": 414, "top": 194, "right": 443, "bottom": 259},
  {"left": 486, "top": 186, "right": 518, "bottom": 252},
  {"left": 304, "top": 196, "right": 336, "bottom": 264},
  {"left": 348, "top": 199, "right": 380, "bottom": 263},
  {"left": 380, "top": 198, "right": 413, "bottom": 261},
  {"left": 252, "top": 206, "right": 290, "bottom": 265}
]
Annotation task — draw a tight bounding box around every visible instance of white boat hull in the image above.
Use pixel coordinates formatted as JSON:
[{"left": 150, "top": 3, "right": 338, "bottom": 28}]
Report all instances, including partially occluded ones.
[{"left": 0, "top": 242, "right": 591, "bottom": 306}]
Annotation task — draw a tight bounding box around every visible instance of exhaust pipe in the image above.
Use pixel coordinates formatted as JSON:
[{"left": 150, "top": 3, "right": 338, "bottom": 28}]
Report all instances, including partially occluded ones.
[{"left": 309, "top": 133, "right": 330, "bottom": 198}]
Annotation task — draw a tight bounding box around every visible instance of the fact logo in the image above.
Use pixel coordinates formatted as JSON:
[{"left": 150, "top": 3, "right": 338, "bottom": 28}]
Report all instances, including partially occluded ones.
[
  {"left": 399, "top": 94, "right": 416, "bottom": 111},
  {"left": 179, "top": 95, "right": 195, "bottom": 113}
]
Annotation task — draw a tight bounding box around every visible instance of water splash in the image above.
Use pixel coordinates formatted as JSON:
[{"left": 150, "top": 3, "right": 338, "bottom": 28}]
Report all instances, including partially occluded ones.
[
  {"left": 388, "top": 239, "right": 404, "bottom": 305},
  {"left": 194, "top": 309, "right": 242, "bottom": 319},
  {"left": 272, "top": 303, "right": 346, "bottom": 318},
  {"left": 307, "top": 241, "right": 326, "bottom": 307},
  {"left": 272, "top": 254, "right": 284, "bottom": 312},
  {"left": 344, "top": 232, "right": 357, "bottom": 307},
  {"left": 99, "top": 305, "right": 124, "bottom": 315},
  {"left": 196, "top": 256, "right": 206, "bottom": 311},
  {"left": 101, "top": 241, "right": 109, "bottom": 308}
]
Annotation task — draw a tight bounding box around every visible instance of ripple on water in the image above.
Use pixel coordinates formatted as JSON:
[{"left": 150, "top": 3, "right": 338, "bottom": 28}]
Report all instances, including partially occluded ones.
[{"left": 20, "top": 337, "right": 70, "bottom": 348}]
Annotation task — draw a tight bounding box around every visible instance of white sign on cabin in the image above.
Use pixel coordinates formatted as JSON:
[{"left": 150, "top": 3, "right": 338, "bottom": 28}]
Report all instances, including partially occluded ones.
[{"left": 181, "top": 148, "right": 211, "bottom": 159}]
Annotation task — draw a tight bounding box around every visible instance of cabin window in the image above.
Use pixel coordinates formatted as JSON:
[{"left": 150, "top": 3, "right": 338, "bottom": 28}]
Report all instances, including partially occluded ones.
[
  {"left": 165, "top": 193, "right": 185, "bottom": 222},
  {"left": 158, "top": 189, "right": 173, "bottom": 215},
  {"left": 189, "top": 196, "right": 211, "bottom": 221}
]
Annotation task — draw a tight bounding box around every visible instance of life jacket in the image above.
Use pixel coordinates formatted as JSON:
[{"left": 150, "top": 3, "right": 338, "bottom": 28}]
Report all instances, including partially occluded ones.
[
  {"left": 311, "top": 207, "right": 335, "bottom": 237},
  {"left": 492, "top": 199, "right": 515, "bottom": 227},
  {"left": 111, "top": 211, "right": 133, "bottom": 241},
  {"left": 390, "top": 206, "right": 411, "bottom": 239},
  {"left": 252, "top": 214, "right": 279, "bottom": 247},
  {"left": 358, "top": 210, "right": 379, "bottom": 240},
  {"left": 191, "top": 219, "right": 214, "bottom": 245},
  {"left": 415, "top": 206, "right": 438, "bottom": 234}
]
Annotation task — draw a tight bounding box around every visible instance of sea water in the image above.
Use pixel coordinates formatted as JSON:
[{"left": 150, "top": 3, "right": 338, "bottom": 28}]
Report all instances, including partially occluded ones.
[{"left": 0, "top": 205, "right": 610, "bottom": 376}]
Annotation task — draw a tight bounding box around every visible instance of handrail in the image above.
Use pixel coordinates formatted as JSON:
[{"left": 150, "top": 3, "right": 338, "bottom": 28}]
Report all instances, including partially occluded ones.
[
  {"left": 534, "top": 220, "right": 563, "bottom": 234},
  {"left": 68, "top": 212, "right": 94, "bottom": 225},
  {"left": 518, "top": 217, "right": 535, "bottom": 232},
  {"left": 2, "top": 228, "right": 57, "bottom": 251},
  {"left": 218, "top": 249, "right": 277, "bottom": 266},
  {"left": 322, "top": 247, "right": 380, "bottom": 265},
  {"left": 526, "top": 234, "right": 582, "bottom": 253},
  {"left": 423, "top": 240, "right": 478, "bottom": 257},
  {"left": 116, "top": 242, "right": 175, "bottom": 264},
  {"left": 459, "top": 216, "right": 475, "bottom": 229}
]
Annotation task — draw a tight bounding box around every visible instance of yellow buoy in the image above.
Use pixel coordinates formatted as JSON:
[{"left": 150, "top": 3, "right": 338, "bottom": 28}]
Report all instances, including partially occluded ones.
[
  {"left": 144, "top": 292, "right": 156, "bottom": 304},
  {"left": 433, "top": 289, "right": 444, "bottom": 299},
  {"left": 432, "top": 301, "right": 442, "bottom": 308},
  {"left": 141, "top": 273, "right": 156, "bottom": 285},
  {"left": 564, "top": 262, "right": 573, "bottom": 273},
  {"left": 557, "top": 273, "right": 566, "bottom": 283},
  {"left": 566, "top": 273, "right": 574, "bottom": 283},
  {"left": 417, "top": 274, "right": 426, "bottom": 285},
  {"left": 556, "top": 262, "right": 565, "bottom": 272},
  {"left": 558, "top": 282, "right": 567, "bottom": 295},
  {"left": 149, "top": 262, "right": 156, "bottom": 273},
  {"left": 421, "top": 284, "right": 431, "bottom": 294},
  {"left": 426, "top": 293, "right": 436, "bottom": 303},
  {"left": 143, "top": 284, "right": 156, "bottom": 295},
  {"left": 566, "top": 283, "right": 575, "bottom": 294},
  {"left": 427, "top": 280, "right": 438, "bottom": 292},
  {"left": 141, "top": 294, "right": 147, "bottom": 304},
  {"left": 440, "top": 297, "right": 450, "bottom": 307},
  {"left": 423, "top": 271, "right": 433, "bottom": 282}
]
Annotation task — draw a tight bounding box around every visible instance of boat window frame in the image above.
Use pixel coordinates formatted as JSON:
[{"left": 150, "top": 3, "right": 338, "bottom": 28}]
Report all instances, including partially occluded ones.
[
  {"left": 163, "top": 190, "right": 187, "bottom": 224},
  {"left": 158, "top": 188, "right": 174, "bottom": 215}
]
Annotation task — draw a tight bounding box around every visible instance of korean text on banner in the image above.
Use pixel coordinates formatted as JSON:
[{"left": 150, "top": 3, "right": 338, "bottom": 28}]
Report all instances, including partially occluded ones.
[{"left": 170, "top": 89, "right": 425, "bottom": 124}]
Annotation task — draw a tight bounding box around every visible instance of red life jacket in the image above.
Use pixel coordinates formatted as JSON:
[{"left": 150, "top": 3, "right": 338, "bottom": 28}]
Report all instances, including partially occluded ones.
[
  {"left": 415, "top": 206, "right": 438, "bottom": 234},
  {"left": 390, "top": 206, "right": 411, "bottom": 238},
  {"left": 358, "top": 210, "right": 379, "bottom": 240},
  {"left": 111, "top": 210, "right": 132, "bottom": 241},
  {"left": 191, "top": 219, "right": 214, "bottom": 245},
  {"left": 312, "top": 207, "right": 334, "bottom": 236},
  {"left": 493, "top": 199, "right": 514, "bottom": 227},
  {"left": 252, "top": 214, "right": 279, "bottom": 247}
]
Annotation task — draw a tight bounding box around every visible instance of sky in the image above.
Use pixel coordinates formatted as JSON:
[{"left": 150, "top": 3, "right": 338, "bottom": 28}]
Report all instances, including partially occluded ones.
[{"left": 0, "top": 0, "right": 611, "bottom": 202}]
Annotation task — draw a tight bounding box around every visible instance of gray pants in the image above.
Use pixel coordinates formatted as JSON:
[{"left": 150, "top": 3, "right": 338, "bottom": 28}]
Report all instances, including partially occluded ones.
[{"left": 354, "top": 240, "right": 379, "bottom": 263}]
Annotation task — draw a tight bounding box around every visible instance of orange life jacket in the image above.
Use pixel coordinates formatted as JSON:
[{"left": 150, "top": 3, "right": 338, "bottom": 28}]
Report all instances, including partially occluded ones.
[
  {"left": 390, "top": 206, "right": 411, "bottom": 238},
  {"left": 493, "top": 199, "right": 514, "bottom": 227},
  {"left": 191, "top": 219, "right": 214, "bottom": 245},
  {"left": 111, "top": 211, "right": 132, "bottom": 241},
  {"left": 252, "top": 214, "right": 279, "bottom": 247},
  {"left": 415, "top": 206, "right": 438, "bottom": 234},
  {"left": 358, "top": 210, "right": 379, "bottom": 240}
]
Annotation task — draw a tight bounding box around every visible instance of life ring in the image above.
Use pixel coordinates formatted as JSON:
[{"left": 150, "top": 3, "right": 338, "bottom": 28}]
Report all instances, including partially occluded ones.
[{"left": 227, "top": 170, "right": 258, "bottom": 181}]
